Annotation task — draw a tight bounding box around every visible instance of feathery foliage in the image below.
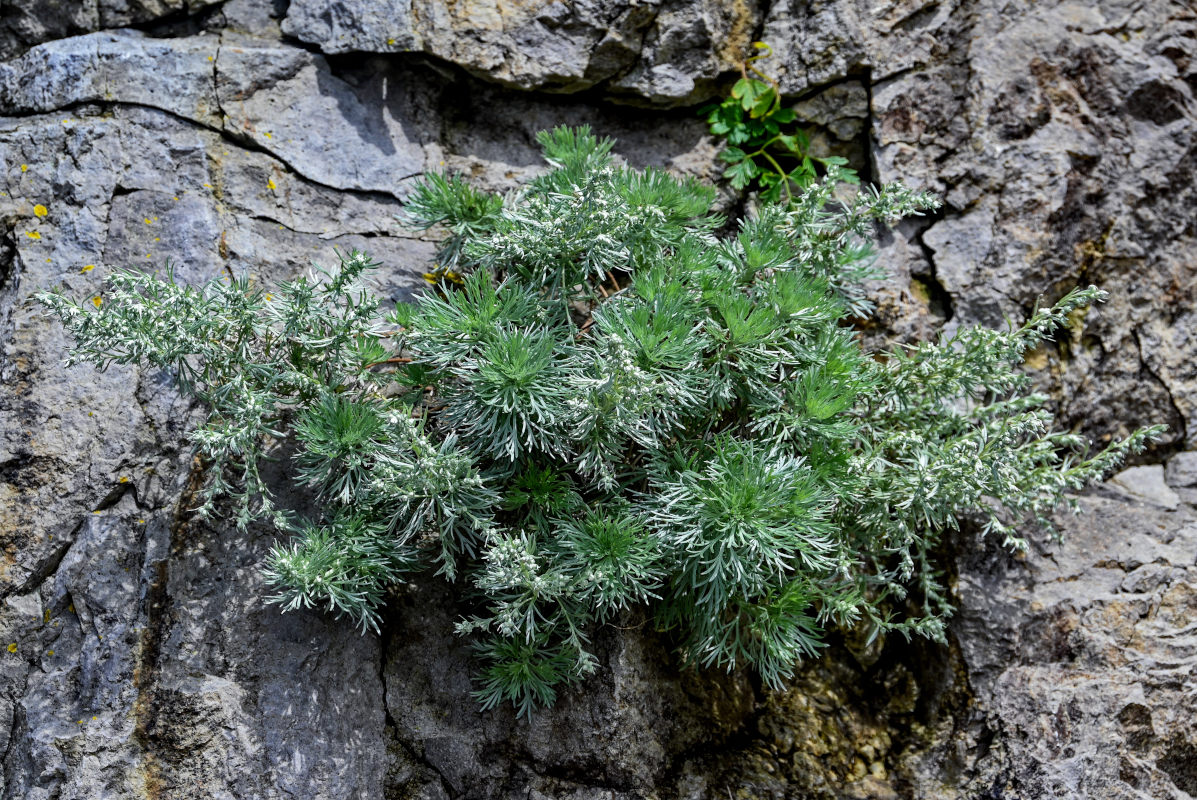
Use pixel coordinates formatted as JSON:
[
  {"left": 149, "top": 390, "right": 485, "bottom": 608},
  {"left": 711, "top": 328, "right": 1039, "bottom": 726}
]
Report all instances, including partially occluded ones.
[{"left": 37, "top": 126, "right": 1163, "bottom": 717}]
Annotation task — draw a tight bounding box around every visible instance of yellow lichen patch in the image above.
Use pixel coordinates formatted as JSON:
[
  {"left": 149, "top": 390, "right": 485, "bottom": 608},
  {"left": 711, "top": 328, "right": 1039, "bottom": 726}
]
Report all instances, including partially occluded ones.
[
  {"left": 44, "top": 609, "right": 50, "bottom": 624},
  {"left": 33, "top": 204, "right": 48, "bottom": 217},
  {"left": 25, "top": 231, "right": 40, "bottom": 239},
  {"left": 144, "top": 218, "right": 152, "bottom": 225},
  {"left": 47, "top": 650, "right": 53, "bottom": 656},
  {"left": 263, "top": 131, "right": 272, "bottom": 139},
  {"left": 6, "top": 643, "right": 15, "bottom": 653},
  {"left": 68, "top": 604, "right": 75, "bottom": 613},
  {"left": 119, "top": 476, "right": 130, "bottom": 484},
  {"left": 20, "top": 164, "right": 27, "bottom": 172},
  {"left": 92, "top": 296, "right": 102, "bottom": 308},
  {"left": 267, "top": 177, "right": 277, "bottom": 191},
  {"left": 716, "top": 1, "right": 758, "bottom": 68},
  {"left": 81, "top": 264, "right": 95, "bottom": 272},
  {"left": 1023, "top": 345, "right": 1049, "bottom": 371},
  {"left": 387, "top": 38, "right": 396, "bottom": 45}
]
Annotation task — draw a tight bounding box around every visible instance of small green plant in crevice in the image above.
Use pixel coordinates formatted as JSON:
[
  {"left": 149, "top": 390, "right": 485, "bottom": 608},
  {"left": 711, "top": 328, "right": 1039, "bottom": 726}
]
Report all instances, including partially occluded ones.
[
  {"left": 703, "top": 41, "right": 859, "bottom": 202},
  {"left": 37, "top": 127, "right": 1163, "bottom": 718}
]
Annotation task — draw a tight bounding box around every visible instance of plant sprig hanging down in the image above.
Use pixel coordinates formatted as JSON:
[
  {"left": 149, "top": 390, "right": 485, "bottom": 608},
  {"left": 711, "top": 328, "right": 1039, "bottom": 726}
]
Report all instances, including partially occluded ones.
[
  {"left": 703, "top": 41, "right": 859, "bottom": 202},
  {"left": 37, "top": 126, "right": 1163, "bottom": 717}
]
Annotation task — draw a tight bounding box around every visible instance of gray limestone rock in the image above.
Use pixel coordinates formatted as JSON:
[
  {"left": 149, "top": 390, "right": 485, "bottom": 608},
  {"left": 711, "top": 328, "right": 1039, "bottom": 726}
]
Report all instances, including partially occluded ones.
[
  {"left": 382, "top": 581, "right": 754, "bottom": 799},
  {"left": 1, "top": 0, "right": 1195, "bottom": 797},
  {"left": 0, "top": 31, "right": 221, "bottom": 125},
  {"left": 856, "top": 0, "right": 1197, "bottom": 448},
  {"left": 0, "top": 0, "right": 225, "bottom": 60},
  {"left": 938, "top": 496, "right": 1197, "bottom": 799},
  {"left": 1110, "top": 464, "right": 1182, "bottom": 510},
  {"left": 1166, "top": 451, "right": 1197, "bottom": 506},
  {"left": 280, "top": 0, "right": 760, "bottom": 104}
]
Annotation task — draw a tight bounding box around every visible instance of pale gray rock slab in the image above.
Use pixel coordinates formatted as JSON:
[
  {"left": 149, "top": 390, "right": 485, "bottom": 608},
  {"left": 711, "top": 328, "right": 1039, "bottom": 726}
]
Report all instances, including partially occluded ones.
[
  {"left": 0, "top": 0, "right": 224, "bottom": 60},
  {"left": 1110, "top": 465, "right": 1182, "bottom": 510},
  {"left": 280, "top": 0, "right": 644, "bottom": 90},
  {"left": 942, "top": 495, "right": 1197, "bottom": 799},
  {"left": 1165, "top": 451, "right": 1197, "bottom": 506},
  {"left": 0, "top": 30, "right": 433, "bottom": 199},
  {"left": 214, "top": 38, "right": 427, "bottom": 196},
  {"left": 281, "top": 0, "right": 759, "bottom": 105},
  {"left": 0, "top": 31, "right": 222, "bottom": 125}
]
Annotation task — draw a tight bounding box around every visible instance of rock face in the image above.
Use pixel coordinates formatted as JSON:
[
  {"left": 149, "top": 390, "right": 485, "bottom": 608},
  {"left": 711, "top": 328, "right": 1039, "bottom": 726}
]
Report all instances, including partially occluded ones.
[
  {"left": 941, "top": 485, "right": 1197, "bottom": 800},
  {"left": 0, "top": 0, "right": 1193, "bottom": 797},
  {"left": 279, "top": 0, "right": 761, "bottom": 103}
]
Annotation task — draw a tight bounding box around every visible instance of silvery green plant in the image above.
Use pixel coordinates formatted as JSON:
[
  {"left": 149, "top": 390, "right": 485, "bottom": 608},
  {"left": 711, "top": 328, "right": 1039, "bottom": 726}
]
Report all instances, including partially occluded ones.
[{"left": 37, "top": 126, "right": 1163, "bottom": 717}]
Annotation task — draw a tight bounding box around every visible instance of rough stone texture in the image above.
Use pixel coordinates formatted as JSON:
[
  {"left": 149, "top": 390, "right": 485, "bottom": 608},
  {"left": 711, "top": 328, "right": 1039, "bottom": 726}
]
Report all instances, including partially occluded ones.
[
  {"left": 1166, "top": 451, "right": 1197, "bottom": 506},
  {"left": 854, "top": 0, "right": 1197, "bottom": 449},
  {"left": 382, "top": 582, "right": 755, "bottom": 799},
  {"left": 934, "top": 495, "right": 1197, "bottom": 799},
  {"left": 280, "top": 0, "right": 761, "bottom": 103},
  {"left": 0, "top": 0, "right": 225, "bottom": 60},
  {"left": 0, "top": 0, "right": 1195, "bottom": 797},
  {"left": 1110, "top": 464, "right": 1182, "bottom": 510}
]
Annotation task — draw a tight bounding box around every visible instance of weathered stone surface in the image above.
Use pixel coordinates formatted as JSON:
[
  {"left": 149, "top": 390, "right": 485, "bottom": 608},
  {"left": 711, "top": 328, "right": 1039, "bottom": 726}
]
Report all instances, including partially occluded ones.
[
  {"left": 280, "top": 0, "right": 760, "bottom": 104},
  {"left": 215, "top": 37, "right": 429, "bottom": 196},
  {"left": 683, "top": 493, "right": 1197, "bottom": 799},
  {"left": 1166, "top": 451, "right": 1197, "bottom": 506},
  {"left": 0, "top": 0, "right": 224, "bottom": 60},
  {"left": 936, "top": 495, "right": 1197, "bottom": 799},
  {"left": 0, "top": 31, "right": 221, "bottom": 124},
  {"left": 857, "top": 0, "right": 1197, "bottom": 447},
  {"left": 1110, "top": 464, "right": 1182, "bottom": 510},
  {"left": 0, "top": 95, "right": 431, "bottom": 797},
  {"left": 1, "top": 0, "right": 1195, "bottom": 797},
  {"left": 383, "top": 581, "right": 754, "bottom": 799}
]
